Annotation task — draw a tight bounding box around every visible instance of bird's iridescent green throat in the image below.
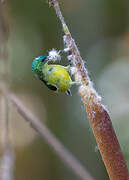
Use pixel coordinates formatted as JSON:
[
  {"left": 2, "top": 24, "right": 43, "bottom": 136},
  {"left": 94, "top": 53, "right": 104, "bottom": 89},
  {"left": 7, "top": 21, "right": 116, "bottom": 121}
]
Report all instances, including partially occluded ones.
[{"left": 32, "top": 56, "right": 47, "bottom": 77}]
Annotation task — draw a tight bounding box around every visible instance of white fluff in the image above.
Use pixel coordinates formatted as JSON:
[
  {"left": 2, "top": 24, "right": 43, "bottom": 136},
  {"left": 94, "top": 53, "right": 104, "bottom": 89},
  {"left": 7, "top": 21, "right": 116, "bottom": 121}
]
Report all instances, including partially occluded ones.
[
  {"left": 48, "top": 49, "right": 61, "bottom": 62},
  {"left": 70, "top": 67, "right": 78, "bottom": 75}
]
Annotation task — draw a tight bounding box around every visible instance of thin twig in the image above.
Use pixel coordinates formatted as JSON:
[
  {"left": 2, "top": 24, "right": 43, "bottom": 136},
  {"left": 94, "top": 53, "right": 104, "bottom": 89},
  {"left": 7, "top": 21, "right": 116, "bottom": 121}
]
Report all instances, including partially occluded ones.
[
  {"left": 49, "top": 1, "right": 129, "bottom": 179},
  {"left": 0, "top": 82, "right": 94, "bottom": 180},
  {"left": 0, "top": 97, "right": 15, "bottom": 180}
]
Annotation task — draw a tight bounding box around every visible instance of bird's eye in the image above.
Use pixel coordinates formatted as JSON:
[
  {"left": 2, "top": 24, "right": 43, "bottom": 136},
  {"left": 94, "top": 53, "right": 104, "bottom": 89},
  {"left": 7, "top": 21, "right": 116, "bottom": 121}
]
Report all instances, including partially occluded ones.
[
  {"left": 41, "top": 56, "right": 47, "bottom": 62},
  {"left": 34, "top": 56, "right": 47, "bottom": 62}
]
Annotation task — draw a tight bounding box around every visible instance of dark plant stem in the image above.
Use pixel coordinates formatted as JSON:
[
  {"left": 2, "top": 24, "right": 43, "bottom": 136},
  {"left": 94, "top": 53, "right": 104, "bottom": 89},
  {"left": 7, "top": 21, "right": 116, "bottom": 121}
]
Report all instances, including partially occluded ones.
[{"left": 49, "top": 0, "right": 129, "bottom": 179}]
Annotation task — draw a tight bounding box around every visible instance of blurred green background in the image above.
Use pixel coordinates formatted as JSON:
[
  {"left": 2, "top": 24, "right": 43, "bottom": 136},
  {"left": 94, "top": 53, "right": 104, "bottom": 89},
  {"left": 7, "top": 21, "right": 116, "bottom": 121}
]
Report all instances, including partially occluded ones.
[{"left": 0, "top": 0, "right": 129, "bottom": 179}]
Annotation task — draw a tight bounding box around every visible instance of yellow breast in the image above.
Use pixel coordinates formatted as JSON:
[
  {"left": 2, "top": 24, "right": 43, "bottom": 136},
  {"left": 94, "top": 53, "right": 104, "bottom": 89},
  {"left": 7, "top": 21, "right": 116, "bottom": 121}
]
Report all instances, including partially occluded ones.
[{"left": 43, "top": 64, "right": 72, "bottom": 92}]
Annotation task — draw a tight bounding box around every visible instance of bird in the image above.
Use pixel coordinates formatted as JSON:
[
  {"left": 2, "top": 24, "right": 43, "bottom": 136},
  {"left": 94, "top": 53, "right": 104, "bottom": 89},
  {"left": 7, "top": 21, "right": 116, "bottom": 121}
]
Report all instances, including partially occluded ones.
[{"left": 32, "top": 56, "right": 74, "bottom": 95}]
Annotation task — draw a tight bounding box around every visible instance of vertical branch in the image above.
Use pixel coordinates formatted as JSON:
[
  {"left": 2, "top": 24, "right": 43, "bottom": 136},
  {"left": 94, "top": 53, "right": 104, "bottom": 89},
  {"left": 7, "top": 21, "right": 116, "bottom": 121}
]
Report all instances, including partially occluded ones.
[
  {"left": 0, "top": 2, "right": 14, "bottom": 180},
  {"left": 0, "top": 97, "right": 15, "bottom": 180},
  {"left": 0, "top": 2, "right": 9, "bottom": 78},
  {"left": 1, "top": 98, "right": 8, "bottom": 148},
  {"left": 49, "top": 1, "right": 129, "bottom": 179}
]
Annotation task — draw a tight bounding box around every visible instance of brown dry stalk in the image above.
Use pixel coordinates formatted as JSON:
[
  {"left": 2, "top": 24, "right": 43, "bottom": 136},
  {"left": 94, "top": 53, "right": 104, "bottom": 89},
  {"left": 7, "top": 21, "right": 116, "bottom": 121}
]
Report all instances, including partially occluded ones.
[{"left": 49, "top": 0, "right": 129, "bottom": 179}]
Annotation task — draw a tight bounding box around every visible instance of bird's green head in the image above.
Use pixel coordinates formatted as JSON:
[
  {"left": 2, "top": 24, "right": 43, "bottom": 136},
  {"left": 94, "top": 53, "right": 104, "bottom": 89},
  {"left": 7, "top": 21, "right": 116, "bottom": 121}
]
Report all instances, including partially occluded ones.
[{"left": 32, "top": 56, "right": 47, "bottom": 75}]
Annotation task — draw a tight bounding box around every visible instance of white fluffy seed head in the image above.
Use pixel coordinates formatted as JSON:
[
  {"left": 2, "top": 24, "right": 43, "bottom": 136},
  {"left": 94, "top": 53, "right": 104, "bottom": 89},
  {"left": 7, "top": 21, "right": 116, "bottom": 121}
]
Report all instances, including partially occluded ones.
[
  {"left": 70, "top": 67, "right": 78, "bottom": 75},
  {"left": 63, "top": 35, "right": 67, "bottom": 44},
  {"left": 67, "top": 55, "right": 73, "bottom": 61},
  {"left": 48, "top": 49, "right": 61, "bottom": 62},
  {"left": 64, "top": 47, "right": 70, "bottom": 52}
]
